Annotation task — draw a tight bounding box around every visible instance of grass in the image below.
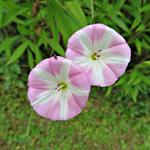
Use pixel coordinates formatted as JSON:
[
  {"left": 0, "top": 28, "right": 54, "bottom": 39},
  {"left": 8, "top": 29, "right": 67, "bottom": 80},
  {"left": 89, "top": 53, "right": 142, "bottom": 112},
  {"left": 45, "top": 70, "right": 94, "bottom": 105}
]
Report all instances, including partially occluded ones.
[{"left": 0, "top": 85, "right": 150, "bottom": 150}]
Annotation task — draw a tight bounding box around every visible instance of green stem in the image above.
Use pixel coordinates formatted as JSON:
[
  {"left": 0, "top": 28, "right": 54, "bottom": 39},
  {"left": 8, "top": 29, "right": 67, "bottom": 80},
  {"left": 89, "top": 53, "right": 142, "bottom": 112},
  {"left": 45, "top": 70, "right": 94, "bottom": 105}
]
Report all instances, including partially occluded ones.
[
  {"left": 90, "top": 0, "right": 94, "bottom": 23},
  {"left": 25, "top": 112, "right": 33, "bottom": 136}
]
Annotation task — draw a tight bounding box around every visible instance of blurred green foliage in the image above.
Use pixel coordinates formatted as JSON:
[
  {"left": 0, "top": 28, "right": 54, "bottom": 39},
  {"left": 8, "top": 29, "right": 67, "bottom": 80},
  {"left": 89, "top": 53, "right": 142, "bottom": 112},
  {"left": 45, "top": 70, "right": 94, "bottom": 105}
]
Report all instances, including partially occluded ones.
[
  {"left": 0, "top": 85, "right": 150, "bottom": 149},
  {"left": 0, "top": 0, "right": 150, "bottom": 149}
]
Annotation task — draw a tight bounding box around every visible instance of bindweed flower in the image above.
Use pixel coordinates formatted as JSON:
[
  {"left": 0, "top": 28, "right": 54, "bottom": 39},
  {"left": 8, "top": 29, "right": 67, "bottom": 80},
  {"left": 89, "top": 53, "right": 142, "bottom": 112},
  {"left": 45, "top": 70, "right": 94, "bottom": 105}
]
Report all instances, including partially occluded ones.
[
  {"left": 27, "top": 56, "right": 90, "bottom": 120},
  {"left": 66, "top": 24, "right": 131, "bottom": 86}
]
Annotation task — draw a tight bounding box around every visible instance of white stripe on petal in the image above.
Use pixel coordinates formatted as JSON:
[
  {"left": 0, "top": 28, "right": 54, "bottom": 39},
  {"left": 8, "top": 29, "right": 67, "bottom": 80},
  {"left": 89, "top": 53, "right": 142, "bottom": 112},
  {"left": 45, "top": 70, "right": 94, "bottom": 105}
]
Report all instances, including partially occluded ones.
[
  {"left": 70, "top": 85, "right": 89, "bottom": 96},
  {"left": 100, "top": 46, "right": 130, "bottom": 63},
  {"left": 101, "top": 53, "right": 130, "bottom": 63},
  {"left": 31, "top": 89, "right": 60, "bottom": 106},
  {"left": 59, "top": 91, "right": 71, "bottom": 120},
  {"left": 95, "top": 28, "right": 114, "bottom": 50},
  {"left": 33, "top": 68, "right": 57, "bottom": 85},
  {"left": 104, "top": 56, "right": 130, "bottom": 63},
  {"left": 92, "top": 62, "right": 105, "bottom": 85},
  {"left": 76, "top": 30, "right": 92, "bottom": 56},
  {"left": 58, "top": 59, "right": 71, "bottom": 81},
  {"left": 73, "top": 56, "right": 93, "bottom": 71}
]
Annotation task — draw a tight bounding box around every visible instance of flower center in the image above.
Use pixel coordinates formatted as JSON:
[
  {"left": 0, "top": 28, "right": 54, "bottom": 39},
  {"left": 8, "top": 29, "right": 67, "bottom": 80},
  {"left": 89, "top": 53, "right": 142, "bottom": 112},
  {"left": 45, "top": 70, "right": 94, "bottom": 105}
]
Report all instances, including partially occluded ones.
[
  {"left": 91, "top": 50, "right": 101, "bottom": 61},
  {"left": 56, "top": 81, "right": 67, "bottom": 91}
]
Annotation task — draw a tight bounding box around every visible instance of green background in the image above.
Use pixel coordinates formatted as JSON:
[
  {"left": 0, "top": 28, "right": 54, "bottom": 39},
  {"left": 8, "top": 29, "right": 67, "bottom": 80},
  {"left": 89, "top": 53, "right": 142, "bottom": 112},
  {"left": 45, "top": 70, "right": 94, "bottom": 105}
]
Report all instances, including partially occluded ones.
[{"left": 0, "top": 0, "right": 150, "bottom": 149}]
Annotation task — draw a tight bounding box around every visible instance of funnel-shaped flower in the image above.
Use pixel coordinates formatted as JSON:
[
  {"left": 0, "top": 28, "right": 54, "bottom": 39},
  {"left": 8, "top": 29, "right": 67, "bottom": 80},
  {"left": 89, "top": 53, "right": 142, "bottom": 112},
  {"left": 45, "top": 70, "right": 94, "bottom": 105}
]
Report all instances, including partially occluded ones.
[
  {"left": 66, "top": 24, "right": 131, "bottom": 86},
  {"left": 27, "top": 56, "right": 90, "bottom": 120}
]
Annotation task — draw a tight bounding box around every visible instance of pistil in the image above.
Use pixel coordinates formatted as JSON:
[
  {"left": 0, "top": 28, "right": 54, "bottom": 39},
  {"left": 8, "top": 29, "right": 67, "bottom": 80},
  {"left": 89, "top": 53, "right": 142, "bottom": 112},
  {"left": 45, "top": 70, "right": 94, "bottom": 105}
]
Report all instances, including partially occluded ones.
[
  {"left": 56, "top": 82, "right": 67, "bottom": 91},
  {"left": 91, "top": 50, "right": 101, "bottom": 61}
]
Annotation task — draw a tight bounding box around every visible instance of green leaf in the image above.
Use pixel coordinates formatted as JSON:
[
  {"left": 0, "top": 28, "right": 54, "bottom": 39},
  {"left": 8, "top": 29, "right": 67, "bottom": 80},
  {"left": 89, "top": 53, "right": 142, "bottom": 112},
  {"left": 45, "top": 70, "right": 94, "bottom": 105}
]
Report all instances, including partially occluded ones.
[
  {"left": 28, "top": 42, "right": 43, "bottom": 64},
  {"left": 136, "top": 23, "right": 145, "bottom": 32},
  {"left": 0, "top": 0, "right": 3, "bottom": 26},
  {"left": 90, "top": 0, "right": 94, "bottom": 22},
  {"left": 140, "top": 4, "right": 150, "bottom": 12},
  {"left": 114, "top": 0, "right": 125, "bottom": 9},
  {"left": 131, "top": 15, "right": 141, "bottom": 30},
  {"left": 37, "top": 30, "right": 50, "bottom": 48},
  {"left": 142, "top": 40, "right": 150, "bottom": 50},
  {"left": 115, "top": 75, "right": 128, "bottom": 86},
  {"left": 49, "top": 39, "right": 65, "bottom": 56},
  {"left": 47, "top": 15, "right": 59, "bottom": 42},
  {"left": 1, "top": 2, "right": 28, "bottom": 27},
  {"left": 47, "top": 0, "right": 81, "bottom": 42},
  {"left": 27, "top": 50, "right": 34, "bottom": 69},
  {"left": 7, "top": 42, "right": 28, "bottom": 65},
  {"left": 130, "top": 0, "right": 141, "bottom": 9},
  {"left": 131, "top": 88, "right": 138, "bottom": 102},
  {"left": 65, "top": 1, "right": 87, "bottom": 26},
  {"left": 111, "top": 16, "right": 130, "bottom": 33},
  {"left": 143, "top": 61, "right": 150, "bottom": 65},
  {"left": 105, "top": 86, "right": 113, "bottom": 97},
  {"left": 135, "top": 39, "right": 142, "bottom": 55},
  {"left": 35, "top": 49, "right": 42, "bottom": 64},
  {"left": 0, "top": 36, "right": 18, "bottom": 53},
  {"left": 17, "top": 24, "right": 32, "bottom": 35}
]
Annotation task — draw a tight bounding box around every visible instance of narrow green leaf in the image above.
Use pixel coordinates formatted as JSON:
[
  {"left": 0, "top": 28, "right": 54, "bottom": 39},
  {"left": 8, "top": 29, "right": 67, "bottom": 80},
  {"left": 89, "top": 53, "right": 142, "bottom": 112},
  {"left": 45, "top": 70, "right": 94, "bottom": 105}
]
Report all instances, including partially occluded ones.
[
  {"left": 143, "top": 61, "right": 150, "bottom": 65},
  {"left": 131, "top": 15, "right": 141, "bottom": 30},
  {"left": 47, "top": 15, "right": 59, "bottom": 42},
  {"left": 35, "top": 49, "right": 42, "bottom": 64},
  {"left": 1, "top": 2, "right": 28, "bottom": 27},
  {"left": 90, "top": 0, "right": 94, "bottom": 22},
  {"left": 0, "top": 36, "right": 18, "bottom": 53},
  {"left": 131, "top": 88, "right": 138, "bottom": 102},
  {"left": 49, "top": 39, "right": 65, "bottom": 56},
  {"left": 65, "top": 1, "right": 87, "bottom": 26},
  {"left": 47, "top": 0, "right": 80, "bottom": 42},
  {"left": 136, "top": 23, "right": 145, "bottom": 32},
  {"left": 111, "top": 16, "right": 130, "bottom": 33},
  {"left": 135, "top": 39, "right": 142, "bottom": 55},
  {"left": 140, "top": 4, "right": 150, "bottom": 12},
  {"left": 142, "top": 40, "right": 150, "bottom": 50},
  {"left": 17, "top": 24, "right": 31, "bottom": 35},
  {"left": 130, "top": 0, "right": 141, "bottom": 9},
  {"left": 105, "top": 86, "right": 112, "bottom": 97},
  {"left": 28, "top": 42, "right": 42, "bottom": 64},
  {"left": 27, "top": 50, "right": 34, "bottom": 69},
  {"left": 37, "top": 30, "right": 50, "bottom": 48},
  {"left": 114, "top": 0, "right": 125, "bottom": 9},
  {"left": 0, "top": 0, "right": 3, "bottom": 26},
  {"left": 115, "top": 75, "right": 128, "bottom": 86},
  {"left": 7, "top": 42, "right": 28, "bottom": 64}
]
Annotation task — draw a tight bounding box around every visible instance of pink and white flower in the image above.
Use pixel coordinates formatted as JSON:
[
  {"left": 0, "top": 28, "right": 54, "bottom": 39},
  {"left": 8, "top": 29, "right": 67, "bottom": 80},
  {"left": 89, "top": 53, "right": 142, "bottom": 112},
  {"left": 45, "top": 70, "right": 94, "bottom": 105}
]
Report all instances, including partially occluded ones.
[
  {"left": 27, "top": 56, "right": 90, "bottom": 120},
  {"left": 66, "top": 24, "right": 131, "bottom": 86}
]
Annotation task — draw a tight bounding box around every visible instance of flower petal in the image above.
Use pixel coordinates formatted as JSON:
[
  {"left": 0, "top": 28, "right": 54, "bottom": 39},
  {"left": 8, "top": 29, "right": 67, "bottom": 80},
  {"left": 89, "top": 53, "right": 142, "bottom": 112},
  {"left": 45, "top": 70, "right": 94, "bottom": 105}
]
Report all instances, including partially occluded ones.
[
  {"left": 27, "top": 87, "right": 61, "bottom": 119},
  {"left": 59, "top": 90, "right": 70, "bottom": 120},
  {"left": 34, "top": 97, "right": 61, "bottom": 120},
  {"left": 91, "top": 61, "right": 118, "bottom": 86},
  {"left": 100, "top": 43, "right": 131, "bottom": 76},
  {"left": 58, "top": 59, "right": 71, "bottom": 81},
  {"left": 66, "top": 24, "right": 131, "bottom": 86},
  {"left": 66, "top": 94, "right": 82, "bottom": 120},
  {"left": 28, "top": 59, "right": 57, "bottom": 89},
  {"left": 31, "top": 89, "right": 58, "bottom": 106},
  {"left": 33, "top": 68, "right": 57, "bottom": 85},
  {"left": 101, "top": 43, "right": 131, "bottom": 62},
  {"left": 92, "top": 24, "right": 126, "bottom": 50},
  {"left": 68, "top": 26, "right": 93, "bottom": 56},
  {"left": 28, "top": 56, "right": 90, "bottom": 120}
]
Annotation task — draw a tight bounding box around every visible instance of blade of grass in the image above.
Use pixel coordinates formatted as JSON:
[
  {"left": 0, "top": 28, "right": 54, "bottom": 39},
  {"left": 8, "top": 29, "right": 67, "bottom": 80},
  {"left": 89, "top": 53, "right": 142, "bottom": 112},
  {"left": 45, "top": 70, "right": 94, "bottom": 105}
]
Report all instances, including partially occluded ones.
[{"left": 90, "top": 0, "right": 94, "bottom": 23}]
